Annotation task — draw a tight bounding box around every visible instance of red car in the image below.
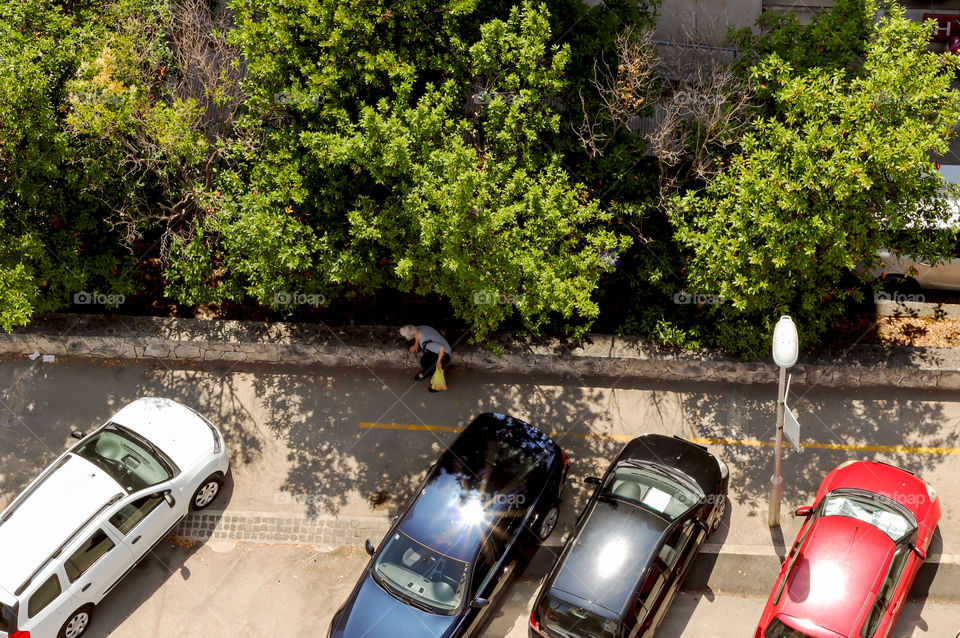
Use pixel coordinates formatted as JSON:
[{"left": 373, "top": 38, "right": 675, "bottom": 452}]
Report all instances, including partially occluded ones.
[{"left": 755, "top": 460, "right": 940, "bottom": 638}]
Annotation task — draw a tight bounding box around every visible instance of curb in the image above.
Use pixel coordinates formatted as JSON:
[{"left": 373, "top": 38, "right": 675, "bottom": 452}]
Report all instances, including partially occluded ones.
[
  {"left": 172, "top": 510, "right": 960, "bottom": 601},
  {"left": 688, "top": 545, "right": 960, "bottom": 602},
  {"left": 2, "top": 314, "right": 960, "bottom": 389}
]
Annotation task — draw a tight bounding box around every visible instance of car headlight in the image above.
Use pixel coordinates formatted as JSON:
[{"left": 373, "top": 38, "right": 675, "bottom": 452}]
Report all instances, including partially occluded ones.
[
  {"left": 926, "top": 482, "right": 938, "bottom": 503},
  {"left": 836, "top": 460, "right": 857, "bottom": 470},
  {"left": 716, "top": 457, "right": 729, "bottom": 480}
]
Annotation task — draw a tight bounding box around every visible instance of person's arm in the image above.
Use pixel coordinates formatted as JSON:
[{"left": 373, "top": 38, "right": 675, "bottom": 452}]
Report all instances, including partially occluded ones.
[
  {"left": 436, "top": 345, "right": 445, "bottom": 369},
  {"left": 409, "top": 329, "right": 421, "bottom": 353}
]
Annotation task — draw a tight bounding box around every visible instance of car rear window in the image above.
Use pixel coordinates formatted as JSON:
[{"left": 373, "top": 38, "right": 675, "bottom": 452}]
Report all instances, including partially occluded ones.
[
  {"left": 821, "top": 493, "right": 912, "bottom": 542},
  {"left": 538, "top": 595, "right": 619, "bottom": 638},
  {"left": 603, "top": 464, "right": 699, "bottom": 521},
  {"left": 765, "top": 618, "right": 816, "bottom": 638}
]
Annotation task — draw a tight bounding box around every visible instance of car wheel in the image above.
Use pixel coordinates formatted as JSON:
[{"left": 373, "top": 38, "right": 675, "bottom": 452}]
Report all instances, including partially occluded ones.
[
  {"left": 59, "top": 605, "right": 93, "bottom": 638},
  {"left": 711, "top": 495, "right": 726, "bottom": 533},
  {"left": 191, "top": 475, "right": 223, "bottom": 510},
  {"left": 537, "top": 506, "right": 559, "bottom": 541},
  {"left": 883, "top": 274, "right": 921, "bottom": 295}
]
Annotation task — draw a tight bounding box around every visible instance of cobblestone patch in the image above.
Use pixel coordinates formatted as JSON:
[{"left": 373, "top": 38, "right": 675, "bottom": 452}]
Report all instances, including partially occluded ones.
[{"left": 172, "top": 510, "right": 392, "bottom": 547}]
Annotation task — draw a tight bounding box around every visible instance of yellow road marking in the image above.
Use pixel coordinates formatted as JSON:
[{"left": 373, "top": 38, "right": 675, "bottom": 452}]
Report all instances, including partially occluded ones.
[{"left": 358, "top": 422, "right": 960, "bottom": 455}]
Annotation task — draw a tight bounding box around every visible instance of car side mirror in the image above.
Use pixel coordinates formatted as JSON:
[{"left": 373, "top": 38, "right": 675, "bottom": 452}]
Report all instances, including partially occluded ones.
[
  {"left": 694, "top": 518, "right": 710, "bottom": 533},
  {"left": 470, "top": 598, "right": 489, "bottom": 609},
  {"left": 71, "top": 430, "right": 85, "bottom": 440},
  {"left": 162, "top": 491, "right": 176, "bottom": 508},
  {"left": 583, "top": 477, "right": 602, "bottom": 486},
  {"left": 364, "top": 539, "right": 376, "bottom": 556},
  {"left": 912, "top": 545, "right": 927, "bottom": 561},
  {"left": 794, "top": 506, "right": 813, "bottom": 517}
]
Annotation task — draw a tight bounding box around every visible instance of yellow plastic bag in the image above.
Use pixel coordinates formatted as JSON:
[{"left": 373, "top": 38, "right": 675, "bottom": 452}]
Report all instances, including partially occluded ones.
[{"left": 431, "top": 368, "right": 447, "bottom": 391}]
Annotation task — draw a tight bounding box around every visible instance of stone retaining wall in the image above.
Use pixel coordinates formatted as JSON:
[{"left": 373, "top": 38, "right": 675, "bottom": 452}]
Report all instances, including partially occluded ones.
[{"left": 1, "top": 313, "right": 959, "bottom": 389}]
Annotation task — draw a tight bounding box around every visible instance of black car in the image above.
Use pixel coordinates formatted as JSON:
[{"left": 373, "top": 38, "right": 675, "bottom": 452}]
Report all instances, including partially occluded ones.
[
  {"left": 529, "top": 434, "right": 729, "bottom": 638},
  {"left": 329, "top": 413, "right": 568, "bottom": 638}
]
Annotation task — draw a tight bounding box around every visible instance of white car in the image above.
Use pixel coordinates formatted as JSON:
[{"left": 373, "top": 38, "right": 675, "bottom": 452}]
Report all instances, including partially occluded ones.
[
  {"left": 0, "top": 397, "right": 229, "bottom": 638},
  {"left": 874, "top": 164, "right": 960, "bottom": 292}
]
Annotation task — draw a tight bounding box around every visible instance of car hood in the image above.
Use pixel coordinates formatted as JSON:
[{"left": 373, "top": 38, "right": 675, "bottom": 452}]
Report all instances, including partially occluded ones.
[
  {"left": 111, "top": 397, "right": 215, "bottom": 470},
  {"left": 331, "top": 574, "right": 459, "bottom": 638}
]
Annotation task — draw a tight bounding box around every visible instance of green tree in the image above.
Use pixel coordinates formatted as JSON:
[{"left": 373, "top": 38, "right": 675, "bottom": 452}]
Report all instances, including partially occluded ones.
[
  {"left": 171, "top": 0, "right": 632, "bottom": 339},
  {"left": 0, "top": 0, "right": 136, "bottom": 330},
  {"left": 668, "top": 3, "right": 960, "bottom": 356}
]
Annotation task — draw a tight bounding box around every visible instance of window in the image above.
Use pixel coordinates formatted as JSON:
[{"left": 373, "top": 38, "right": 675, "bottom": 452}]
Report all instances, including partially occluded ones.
[
  {"left": 65, "top": 528, "right": 116, "bottom": 582},
  {"left": 109, "top": 494, "right": 164, "bottom": 535},
  {"left": 0, "top": 603, "right": 12, "bottom": 631},
  {"left": 772, "top": 520, "right": 815, "bottom": 606},
  {"left": 821, "top": 492, "right": 913, "bottom": 542},
  {"left": 602, "top": 463, "right": 700, "bottom": 521},
  {"left": 636, "top": 564, "right": 667, "bottom": 615},
  {"left": 765, "top": 617, "right": 816, "bottom": 637},
  {"left": 861, "top": 546, "right": 911, "bottom": 637},
  {"left": 470, "top": 534, "right": 505, "bottom": 596},
  {"left": 28, "top": 575, "right": 61, "bottom": 618},
  {"left": 539, "top": 594, "right": 619, "bottom": 638},
  {"left": 372, "top": 532, "right": 468, "bottom": 614},
  {"left": 659, "top": 520, "right": 696, "bottom": 571},
  {"left": 72, "top": 425, "right": 173, "bottom": 493}
]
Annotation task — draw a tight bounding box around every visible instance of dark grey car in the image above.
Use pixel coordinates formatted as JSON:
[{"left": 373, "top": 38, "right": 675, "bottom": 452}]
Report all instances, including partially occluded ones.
[{"left": 529, "top": 434, "right": 729, "bottom": 638}]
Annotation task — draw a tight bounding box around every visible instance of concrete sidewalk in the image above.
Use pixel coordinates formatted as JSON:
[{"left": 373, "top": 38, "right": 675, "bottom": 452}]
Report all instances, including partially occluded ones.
[{"left": 91, "top": 542, "right": 960, "bottom": 638}]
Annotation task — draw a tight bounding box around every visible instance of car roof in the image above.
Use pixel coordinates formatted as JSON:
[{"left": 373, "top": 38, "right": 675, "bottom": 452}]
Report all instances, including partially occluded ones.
[
  {"left": 399, "top": 413, "right": 558, "bottom": 562},
  {"left": 551, "top": 500, "right": 668, "bottom": 616},
  {"left": 779, "top": 516, "right": 894, "bottom": 636},
  {"left": 0, "top": 454, "right": 123, "bottom": 595}
]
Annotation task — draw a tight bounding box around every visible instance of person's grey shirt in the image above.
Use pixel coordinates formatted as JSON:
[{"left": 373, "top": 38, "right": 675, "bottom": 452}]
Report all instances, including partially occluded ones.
[{"left": 418, "top": 326, "right": 452, "bottom": 355}]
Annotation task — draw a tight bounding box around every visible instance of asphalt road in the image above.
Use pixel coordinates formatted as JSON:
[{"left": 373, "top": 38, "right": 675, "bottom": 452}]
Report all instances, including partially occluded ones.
[{"left": 1, "top": 354, "right": 959, "bottom": 636}]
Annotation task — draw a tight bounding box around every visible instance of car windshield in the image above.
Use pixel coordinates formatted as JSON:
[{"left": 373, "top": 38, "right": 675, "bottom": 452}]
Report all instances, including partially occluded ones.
[
  {"left": 539, "top": 595, "right": 619, "bottom": 638},
  {"left": 72, "top": 425, "right": 173, "bottom": 493},
  {"left": 373, "top": 531, "right": 468, "bottom": 614},
  {"left": 821, "top": 492, "right": 913, "bottom": 542},
  {"left": 765, "top": 617, "right": 816, "bottom": 638},
  {"left": 602, "top": 463, "right": 699, "bottom": 520}
]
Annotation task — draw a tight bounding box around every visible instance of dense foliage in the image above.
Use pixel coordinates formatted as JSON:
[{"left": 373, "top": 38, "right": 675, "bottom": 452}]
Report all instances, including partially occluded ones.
[
  {"left": 667, "top": 0, "right": 960, "bottom": 355},
  {"left": 2, "top": 0, "right": 959, "bottom": 357}
]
